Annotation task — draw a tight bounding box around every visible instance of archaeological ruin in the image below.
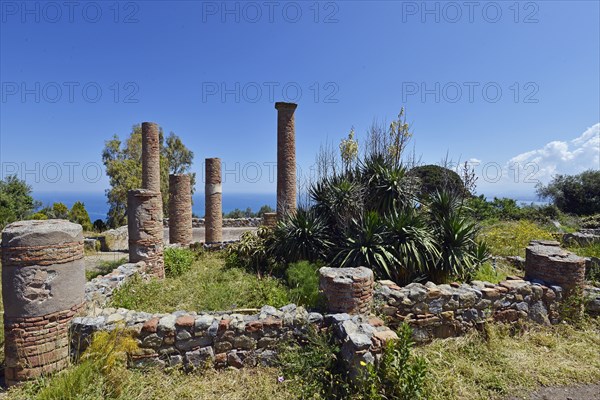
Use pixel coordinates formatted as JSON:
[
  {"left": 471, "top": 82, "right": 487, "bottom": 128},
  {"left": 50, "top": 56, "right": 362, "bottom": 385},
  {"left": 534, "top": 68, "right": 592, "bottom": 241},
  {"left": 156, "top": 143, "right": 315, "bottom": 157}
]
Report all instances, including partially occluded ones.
[
  {"left": 1, "top": 220, "right": 85, "bottom": 386},
  {"left": 275, "top": 102, "right": 297, "bottom": 219},
  {"left": 168, "top": 174, "right": 193, "bottom": 245},
  {"left": 205, "top": 157, "right": 223, "bottom": 244}
]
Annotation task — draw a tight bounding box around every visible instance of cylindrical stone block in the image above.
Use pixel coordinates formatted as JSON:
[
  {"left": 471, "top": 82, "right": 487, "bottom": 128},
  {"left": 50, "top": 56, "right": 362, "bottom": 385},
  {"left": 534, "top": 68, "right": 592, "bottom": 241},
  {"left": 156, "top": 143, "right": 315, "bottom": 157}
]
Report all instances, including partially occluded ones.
[
  {"left": 1, "top": 220, "right": 85, "bottom": 386},
  {"left": 262, "top": 212, "right": 278, "bottom": 228},
  {"left": 128, "top": 189, "right": 165, "bottom": 278},
  {"left": 319, "top": 267, "right": 374, "bottom": 315},
  {"left": 275, "top": 102, "right": 297, "bottom": 220},
  {"left": 205, "top": 158, "right": 223, "bottom": 243},
  {"left": 525, "top": 240, "right": 585, "bottom": 293},
  {"left": 168, "top": 174, "right": 193, "bottom": 245},
  {"left": 142, "top": 122, "right": 161, "bottom": 192}
]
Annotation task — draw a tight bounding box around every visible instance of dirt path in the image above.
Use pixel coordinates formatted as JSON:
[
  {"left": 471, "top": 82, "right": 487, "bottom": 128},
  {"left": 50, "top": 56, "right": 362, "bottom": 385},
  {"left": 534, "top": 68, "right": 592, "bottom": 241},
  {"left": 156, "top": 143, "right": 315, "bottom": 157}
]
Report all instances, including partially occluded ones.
[{"left": 507, "top": 383, "right": 600, "bottom": 400}]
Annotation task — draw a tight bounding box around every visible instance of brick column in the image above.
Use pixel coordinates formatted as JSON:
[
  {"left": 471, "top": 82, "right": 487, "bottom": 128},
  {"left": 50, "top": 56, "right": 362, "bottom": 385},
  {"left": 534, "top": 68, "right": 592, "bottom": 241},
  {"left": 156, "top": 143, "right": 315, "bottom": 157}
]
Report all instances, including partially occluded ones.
[
  {"left": 205, "top": 158, "right": 222, "bottom": 243},
  {"left": 1, "top": 220, "right": 85, "bottom": 386},
  {"left": 128, "top": 189, "right": 165, "bottom": 278},
  {"left": 319, "top": 267, "right": 374, "bottom": 315},
  {"left": 262, "top": 212, "right": 277, "bottom": 228},
  {"left": 168, "top": 174, "right": 193, "bottom": 245},
  {"left": 275, "top": 102, "right": 297, "bottom": 219},
  {"left": 525, "top": 240, "right": 586, "bottom": 293},
  {"left": 141, "top": 122, "right": 161, "bottom": 192}
]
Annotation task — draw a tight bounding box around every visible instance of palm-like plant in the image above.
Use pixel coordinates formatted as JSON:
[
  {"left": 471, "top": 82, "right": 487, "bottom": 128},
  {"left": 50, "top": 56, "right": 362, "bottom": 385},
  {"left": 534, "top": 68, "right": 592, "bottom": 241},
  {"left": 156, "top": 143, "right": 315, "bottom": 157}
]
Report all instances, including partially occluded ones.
[
  {"left": 309, "top": 174, "right": 363, "bottom": 234},
  {"left": 361, "top": 155, "right": 417, "bottom": 215},
  {"left": 428, "top": 189, "right": 479, "bottom": 282},
  {"left": 333, "top": 211, "right": 397, "bottom": 280},
  {"left": 386, "top": 208, "right": 440, "bottom": 284},
  {"left": 270, "top": 208, "right": 332, "bottom": 263}
]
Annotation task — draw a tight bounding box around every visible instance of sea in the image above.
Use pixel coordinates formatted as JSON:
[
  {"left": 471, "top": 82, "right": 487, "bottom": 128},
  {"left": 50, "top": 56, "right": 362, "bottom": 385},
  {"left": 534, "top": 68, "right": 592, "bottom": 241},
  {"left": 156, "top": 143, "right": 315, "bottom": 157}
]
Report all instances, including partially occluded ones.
[
  {"left": 34, "top": 192, "right": 277, "bottom": 221},
  {"left": 33, "top": 191, "right": 546, "bottom": 222}
]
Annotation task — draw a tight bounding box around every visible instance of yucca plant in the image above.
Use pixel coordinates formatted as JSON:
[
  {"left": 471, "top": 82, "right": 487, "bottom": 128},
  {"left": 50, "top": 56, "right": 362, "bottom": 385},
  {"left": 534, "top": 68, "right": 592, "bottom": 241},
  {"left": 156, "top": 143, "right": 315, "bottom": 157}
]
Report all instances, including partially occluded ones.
[
  {"left": 361, "top": 155, "right": 416, "bottom": 214},
  {"left": 310, "top": 174, "right": 363, "bottom": 234},
  {"left": 270, "top": 208, "right": 333, "bottom": 263},
  {"left": 333, "top": 211, "right": 397, "bottom": 279},
  {"left": 428, "top": 189, "right": 479, "bottom": 283},
  {"left": 386, "top": 208, "right": 440, "bottom": 284}
]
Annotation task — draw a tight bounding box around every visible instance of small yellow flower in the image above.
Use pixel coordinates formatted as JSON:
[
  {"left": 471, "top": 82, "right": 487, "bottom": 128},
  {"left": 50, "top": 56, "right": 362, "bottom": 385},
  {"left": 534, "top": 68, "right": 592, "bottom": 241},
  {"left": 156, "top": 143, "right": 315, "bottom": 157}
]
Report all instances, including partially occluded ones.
[{"left": 360, "top": 361, "right": 367, "bottom": 366}]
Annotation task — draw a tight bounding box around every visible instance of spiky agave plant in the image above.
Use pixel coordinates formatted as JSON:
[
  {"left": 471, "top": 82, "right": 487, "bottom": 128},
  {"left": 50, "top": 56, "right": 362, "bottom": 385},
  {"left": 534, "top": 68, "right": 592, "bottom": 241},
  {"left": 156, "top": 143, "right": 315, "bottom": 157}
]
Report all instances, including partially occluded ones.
[
  {"left": 428, "top": 189, "right": 479, "bottom": 282},
  {"left": 361, "top": 154, "right": 417, "bottom": 215},
  {"left": 333, "top": 211, "right": 397, "bottom": 280},
  {"left": 386, "top": 208, "right": 440, "bottom": 284},
  {"left": 270, "top": 207, "right": 333, "bottom": 263}
]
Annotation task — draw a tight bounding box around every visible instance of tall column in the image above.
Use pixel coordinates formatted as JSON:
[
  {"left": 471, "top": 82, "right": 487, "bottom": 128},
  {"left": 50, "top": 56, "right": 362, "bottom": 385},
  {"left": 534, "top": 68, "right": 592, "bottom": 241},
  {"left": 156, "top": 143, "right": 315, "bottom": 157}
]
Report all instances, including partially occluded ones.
[
  {"left": 169, "top": 174, "right": 193, "bottom": 245},
  {"left": 141, "top": 122, "right": 161, "bottom": 192},
  {"left": 275, "top": 102, "right": 297, "bottom": 219},
  {"left": 128, "top": 189, "right": 165, "bottom": 278},
  {"left": 1, "top": 220, "right": 85, "bottom": 386},
  {"left": 205, "top": 158, "right": 222, "bottom": 243}
]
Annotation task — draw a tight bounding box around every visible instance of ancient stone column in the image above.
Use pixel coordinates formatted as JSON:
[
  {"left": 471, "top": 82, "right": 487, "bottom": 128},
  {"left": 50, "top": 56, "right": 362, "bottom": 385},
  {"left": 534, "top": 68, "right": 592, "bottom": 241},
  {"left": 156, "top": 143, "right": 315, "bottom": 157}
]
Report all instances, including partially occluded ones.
[
  {"left": 1, "top": 220, "right": 85, "bottom": 386},
  {"left": 142, "top": 122, "right": 161, "bottom": 192},
  {"left": 168, "top": 174, "right": 193, "bottom": 245},
  {"left": 275, "top": 102, "right": 297, "bottom": 219},
  {"left": 128, "top": 189, "right": 165, "bottom": 278},
  {"left": 262, "top": 212, "right": 278, "bottom": 228},
  {"left": 205, "top": 158, "right": 222, "bottom": 243},
  {"left": 525, "top": 240, "right": 586, "bottom": 293},
  {"left": 319, "top": 267, "right": 374, "bottom": 315}
]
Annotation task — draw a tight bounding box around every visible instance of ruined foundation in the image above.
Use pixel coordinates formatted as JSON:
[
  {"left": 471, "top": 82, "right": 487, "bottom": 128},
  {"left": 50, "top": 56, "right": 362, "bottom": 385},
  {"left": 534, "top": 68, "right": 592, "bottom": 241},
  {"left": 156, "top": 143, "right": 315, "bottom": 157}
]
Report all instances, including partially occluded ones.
[
  {"left": 319, "top": 267, "right": 374, "bottom": 315},
  {"left": 205, "top": 158, "right": 222, "bottom": 243},
  {"left": 1, "top": 220, "right": 85, "bottom": 386},
  {"left": 275, "top": 102, "right": 297, "bottom": 219},
  {"left": 128, "top": 189, "right": 165, "bottom": 278},
  {"left": 141, "top": 122, "right": 161, "bottom": 192},
  {"left": 168, "top": 174, "right": 193, "bottom": 245},
  {"left": 525, "top": 240, "right": 586, "bottom": 293}
]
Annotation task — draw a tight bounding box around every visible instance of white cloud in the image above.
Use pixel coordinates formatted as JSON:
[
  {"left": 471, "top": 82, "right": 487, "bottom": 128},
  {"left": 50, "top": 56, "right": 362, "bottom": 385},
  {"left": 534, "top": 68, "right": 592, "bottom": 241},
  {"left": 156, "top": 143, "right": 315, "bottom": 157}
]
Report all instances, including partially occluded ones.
[{"left": 475, "top": 123, "right": 600, "bottom": 198}]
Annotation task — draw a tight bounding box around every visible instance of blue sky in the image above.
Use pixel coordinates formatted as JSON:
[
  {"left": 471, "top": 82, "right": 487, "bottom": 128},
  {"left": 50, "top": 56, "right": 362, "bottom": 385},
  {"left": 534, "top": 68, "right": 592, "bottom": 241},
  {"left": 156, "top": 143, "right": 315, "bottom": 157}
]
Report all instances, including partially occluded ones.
[{"left": 1, "top": 0, "right": 599, "bottom": 200}]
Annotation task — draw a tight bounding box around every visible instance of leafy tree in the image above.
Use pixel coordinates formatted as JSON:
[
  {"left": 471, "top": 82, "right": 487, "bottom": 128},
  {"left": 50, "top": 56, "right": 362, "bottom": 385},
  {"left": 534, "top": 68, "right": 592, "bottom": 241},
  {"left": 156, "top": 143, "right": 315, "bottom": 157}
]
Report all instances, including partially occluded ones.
[
  {"left": 102, "top": 125, "right": 195, "bottom": 227},
  {"left": 0, "top": 175, "right": 39, "bottom": 229},
  {"left": 164, "top": 132, "right": 194, "bottom": 174},
  {"left": 256, "top": 205, "right": 274, "bottom": 217},
  {"left": 52, "top": 202, "right": 69, "bottom": 219},
  {"left": 409, "top": 165, "right": 467, "bottom": 200},
  {"left": 93, "top": 219, "right": 107, "bottom": 232},
  {"left": 536, "top": 170, "right": 600, "bottom": 215},
  {"left": 69, "top": 201, "right": 93, "bottom": 231},
  {"left": 38, "top": 202, "right": 70, "bottom": 219}
]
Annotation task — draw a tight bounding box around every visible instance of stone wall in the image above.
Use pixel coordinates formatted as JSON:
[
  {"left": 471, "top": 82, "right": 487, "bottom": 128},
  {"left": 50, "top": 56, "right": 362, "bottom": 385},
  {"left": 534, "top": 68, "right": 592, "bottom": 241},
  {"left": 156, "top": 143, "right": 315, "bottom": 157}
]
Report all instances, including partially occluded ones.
[
  {"left": 375, "top": 278, "right": 600, "bottom": 342},
  {"left": 72, "top": 305, "right": 322, "bottom": 370}
]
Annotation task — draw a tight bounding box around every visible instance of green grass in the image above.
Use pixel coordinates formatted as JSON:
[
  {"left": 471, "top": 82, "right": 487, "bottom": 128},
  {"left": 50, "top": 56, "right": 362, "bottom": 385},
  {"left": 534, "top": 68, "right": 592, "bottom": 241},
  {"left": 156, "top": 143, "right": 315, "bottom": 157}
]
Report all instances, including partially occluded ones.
[
  {"left": 417, "top": 322, "right": 600, "bottom": 400},
  {"left": 472, "top": 260, "right": 522, "bottom": 284},
  {"left": 109, "top": 252, "right": 291, "bottom": 313},
  {"left": 568, "top": 242, "right": 600, "bottom": 259},
  {"left": 85, "top": 257, "right": 128, "bottom": 281},
  {"left": 479, "top": 220, "right": 555, "bottom": 257}
]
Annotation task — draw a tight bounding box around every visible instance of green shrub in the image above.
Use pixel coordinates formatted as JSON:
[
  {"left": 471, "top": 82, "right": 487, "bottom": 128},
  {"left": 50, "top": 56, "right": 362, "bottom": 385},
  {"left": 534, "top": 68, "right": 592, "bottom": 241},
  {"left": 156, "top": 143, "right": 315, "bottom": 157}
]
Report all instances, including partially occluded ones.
[
  {"left": 357, "top": 323, "right": 427, "bottom": 400},
  {"left": 277, "top": 328, "right": 350, "bottom": 399},
  {"left": 537, "top": 170, "right": 600, "bottom": 215},
  {"left": 286, "top": 261, "right": 320, "bottom": 309},
  {"left": 226, "top": 228, "right": 277, "bottom": 277},
  {"left": 271, "top": 208, "right": 332, "bottom": 263},
  {"left": 164, "top": 247, "right": 196, "bottom": 278}
]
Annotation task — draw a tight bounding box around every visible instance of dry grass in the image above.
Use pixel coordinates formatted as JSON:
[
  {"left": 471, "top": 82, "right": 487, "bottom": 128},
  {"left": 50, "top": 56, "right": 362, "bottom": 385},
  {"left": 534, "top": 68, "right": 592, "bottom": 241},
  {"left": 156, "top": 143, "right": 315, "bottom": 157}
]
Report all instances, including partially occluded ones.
[{"left": 417, "top": 321, "right": 600, "bottom": 400}]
